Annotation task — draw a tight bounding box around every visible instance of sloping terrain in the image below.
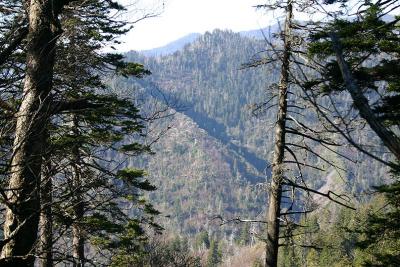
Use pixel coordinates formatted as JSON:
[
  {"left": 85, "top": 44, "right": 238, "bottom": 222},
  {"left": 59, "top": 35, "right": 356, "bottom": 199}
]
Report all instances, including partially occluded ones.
[{"left": 117, "top": 29, "right": 390, "bottom": 238}]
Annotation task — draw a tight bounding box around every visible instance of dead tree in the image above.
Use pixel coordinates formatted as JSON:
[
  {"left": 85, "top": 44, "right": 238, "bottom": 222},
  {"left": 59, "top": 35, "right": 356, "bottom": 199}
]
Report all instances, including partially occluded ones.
[
  {"left": 71, "top": 115, "right": 85, "bottom": 267},
  {"left": 245, "top": 1, "right": 358, "bottom": 266},
  {"left": 265, "top": 2, "right": 293, "bottom": 267}
]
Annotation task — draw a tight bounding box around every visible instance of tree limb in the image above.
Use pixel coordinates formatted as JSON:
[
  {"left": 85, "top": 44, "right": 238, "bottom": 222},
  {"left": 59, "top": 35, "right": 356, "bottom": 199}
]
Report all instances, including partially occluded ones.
[
  {"left": 51, "top": 99, "right": 103, "bottom": 114},
  {"left": 0, "top": 26, "right": 28, "bottom": 66},
  {"left": 283, "top": 179, "right": 355, "bottom": 210}
]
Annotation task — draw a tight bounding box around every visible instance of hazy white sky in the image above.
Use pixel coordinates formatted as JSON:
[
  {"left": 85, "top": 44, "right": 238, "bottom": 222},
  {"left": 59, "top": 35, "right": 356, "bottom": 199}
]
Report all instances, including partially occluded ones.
[
  {"left": 118, "top": 0, "right": 276, "bottom": 51},
  {"left": 116, "top": 0, "right": 400, "bottom": 52}
]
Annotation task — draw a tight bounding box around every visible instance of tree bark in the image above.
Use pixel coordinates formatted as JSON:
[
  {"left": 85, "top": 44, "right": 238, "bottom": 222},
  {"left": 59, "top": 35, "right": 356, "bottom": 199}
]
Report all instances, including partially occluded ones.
[
  {"left": 71, "top": 115, "right": 85, "bottom": 267},
  {"left": 72, "top": 207, "right": 84, "bottom": 267},
  {"left": 265, "top": 2, "right": 293, "bottom": 267},
  {"left": 39, "top": 144, "right": 53, "bottom": 267},
  {"left": 330, "top": 33, "right": 400, "bottom": 162},
  {"left": 0, "top": 1, "right": 59, "bottom": 265}
]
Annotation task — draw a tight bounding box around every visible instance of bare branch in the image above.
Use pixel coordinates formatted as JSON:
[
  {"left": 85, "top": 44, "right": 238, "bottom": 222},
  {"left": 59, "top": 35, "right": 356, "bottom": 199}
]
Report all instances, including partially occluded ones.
[{"left": 283, "top": 179, "right": 355, "bottom": 210}]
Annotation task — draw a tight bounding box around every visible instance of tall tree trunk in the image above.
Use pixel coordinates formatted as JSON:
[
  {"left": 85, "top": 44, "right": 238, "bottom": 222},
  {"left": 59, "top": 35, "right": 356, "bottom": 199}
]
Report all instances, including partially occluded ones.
[
  {"left": 265, "top": 2, "right": 293, "bottom": 267},
  {"left": 71, "top": 115, "right": 85, "bottom": 267},
  {"left": 72, "top": 177, "right": 85, "bottom": 267},
  {"left": 72, "top": 201, "right": 84, "bottom": 267},
  {"left": 39, "top": 176, "right": 53, "bottom": 267},
  {"left": 39, "top": 142, "right": 53, "bottom": 267},
  {"left": 0, "top": 1, "right": 59, "bottom": 265}
]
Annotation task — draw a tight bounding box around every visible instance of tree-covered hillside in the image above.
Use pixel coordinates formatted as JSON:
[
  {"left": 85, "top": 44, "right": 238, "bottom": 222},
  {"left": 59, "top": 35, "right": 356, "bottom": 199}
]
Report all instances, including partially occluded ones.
[
  {"left": 119, "top": 30, "right": 390, "bottom": 242},
  {"left": 127, "top": 30, "right": 277, "bottom": 167}
]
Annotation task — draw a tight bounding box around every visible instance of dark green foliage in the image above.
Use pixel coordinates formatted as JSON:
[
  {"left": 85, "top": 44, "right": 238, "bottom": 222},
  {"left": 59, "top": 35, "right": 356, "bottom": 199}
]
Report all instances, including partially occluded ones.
[
  {"left": 236, "top": 223, "right": 251, "bottom": 246},
  {"left": 373, "top": 95, "right": 400, "bottom": 125},
  {"left": 0, "top": 0, "right": 163, "bottom": 263},
  {"left": 195, "top": 231, "right": 211, "bottom": 249},
  {"left": 308, "top": 3, "right": 400, "bottom": 105},
  {"left": 117, "top": 168, "right": 157, "bottom": 191},
  {"left": 25, "top": 0, "right": 160, "bottom": 264},
  {"left": 355, "top": 177, "right": 400, "bottom": 266},
  {"left": 206, "top": 240, "right": 222, "bottom": 267},
  {"left": 306, "top": 4, "right": 400, "bottom": 265},
  {"left": 117, "top": 61, "right": 152, "bottom": 78},
  {"left": 279, "top": 195, "right": 398, "bottom": 267}
]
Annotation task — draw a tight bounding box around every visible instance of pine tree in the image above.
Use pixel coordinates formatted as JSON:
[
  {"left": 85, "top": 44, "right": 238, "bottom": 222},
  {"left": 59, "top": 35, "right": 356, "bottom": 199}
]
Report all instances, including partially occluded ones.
[
  {"left": 0, "top": 0, "right": 159, "bottom": 265},
  {"left": 307, "top": 1, "right": 400, "bottom": 265},
  {"left": 206, "top": 240, "right": 222, "bottom": 267},
  {"left": 196, "top": 230, "right": 211, "bottom": 250},
  {"left": 307, "top": 0, "right": 400, "bottom": 165}
]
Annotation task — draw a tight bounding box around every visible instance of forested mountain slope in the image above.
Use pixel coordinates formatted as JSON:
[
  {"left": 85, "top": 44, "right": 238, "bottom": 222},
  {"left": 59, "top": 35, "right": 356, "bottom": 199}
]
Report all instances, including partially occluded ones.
[
  {"left": 118, "top": 29, "right": 389, "bottom": 238},
  {"left": 126, "top": 30, "right": 279, "bottom": 161}
]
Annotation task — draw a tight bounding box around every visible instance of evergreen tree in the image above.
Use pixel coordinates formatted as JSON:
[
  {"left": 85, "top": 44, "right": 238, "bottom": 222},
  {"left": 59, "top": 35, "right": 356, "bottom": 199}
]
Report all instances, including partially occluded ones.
[
  {"left": 355, "top": 179, "right": 400, "bottom": 266},
  {"left": 237, "top": 223, "right": 251, "bottom": 246},
  {"left": 307, "top": 0, "right": 400, "bottom": 165},
  {"left": 0, "top": 1, "right": 63, "bottom": 265},
  {"left": 195, "top": 230, "right": 211, "bottom": 249},
  {"left": 206, "top": 240, "right": 222, "bottom": 267},
  {"left": 307, "top": 1, "right": 400, "bottom": 265},
  {"left": 0, "top": 0, "right": 160, "bottom": 265}
]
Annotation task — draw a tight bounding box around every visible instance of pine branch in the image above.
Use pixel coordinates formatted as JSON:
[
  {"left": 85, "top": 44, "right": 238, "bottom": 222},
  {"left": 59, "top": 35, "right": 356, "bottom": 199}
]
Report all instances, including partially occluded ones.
[{"left": 0, "top": 26, "right": 28, "bottom": 66}]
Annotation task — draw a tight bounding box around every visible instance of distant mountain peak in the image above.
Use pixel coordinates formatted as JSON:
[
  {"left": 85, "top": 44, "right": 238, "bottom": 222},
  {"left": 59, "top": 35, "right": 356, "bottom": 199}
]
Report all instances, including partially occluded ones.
[
  {"left": 138, "top": 33, "right": 201, "bottom": 57},
  {"left": 135, "top": 26, "right": 279, "bottom": 57}
]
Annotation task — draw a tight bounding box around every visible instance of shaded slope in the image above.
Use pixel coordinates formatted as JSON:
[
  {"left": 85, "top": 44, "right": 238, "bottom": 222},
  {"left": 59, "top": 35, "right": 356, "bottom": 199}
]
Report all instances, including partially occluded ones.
[
  {"left": 134, "top": 112, "right": 266, "bottom": 234},
  {"left": 127, "top": 30, "right": 279, "bottom": 172},
  {"left": 134, "top": 79, "right": 268, "bottom": 183}
]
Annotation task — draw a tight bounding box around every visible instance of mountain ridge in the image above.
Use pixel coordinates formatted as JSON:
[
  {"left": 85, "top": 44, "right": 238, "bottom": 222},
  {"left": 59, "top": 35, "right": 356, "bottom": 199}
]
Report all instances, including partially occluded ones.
[
  {"left": 139, "top": 32, "right": 201, "bottom": 57},
  {"left": 136, "top": 26, "right": 279, "bottom": 57}
]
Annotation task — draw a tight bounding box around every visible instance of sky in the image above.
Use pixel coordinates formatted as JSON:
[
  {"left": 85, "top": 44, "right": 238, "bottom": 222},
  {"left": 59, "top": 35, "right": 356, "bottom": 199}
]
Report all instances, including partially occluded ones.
[
  {"left": 117, "top": 0, "right": 277, "bottom": 51},
  {"left": 117, "top": 0, "right": 400, "bottom": 52}
]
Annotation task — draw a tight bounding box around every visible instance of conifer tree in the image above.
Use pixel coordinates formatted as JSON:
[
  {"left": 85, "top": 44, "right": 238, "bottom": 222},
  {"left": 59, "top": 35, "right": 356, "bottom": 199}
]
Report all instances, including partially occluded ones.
[
  {"left": 206, "top": 240, "right": 222, "bottom": 267},
  {"left": 307, "top": 1, "right": 400, "bottom": 265},
  {"left": 0, "top": 1, "right": 63, "bottom": 265},
  {"left": 0, "top": 0, "right": 160, "bottom": 265},
  {"left": 307, "top": 0, "right": 400, "bottom": 164}
]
